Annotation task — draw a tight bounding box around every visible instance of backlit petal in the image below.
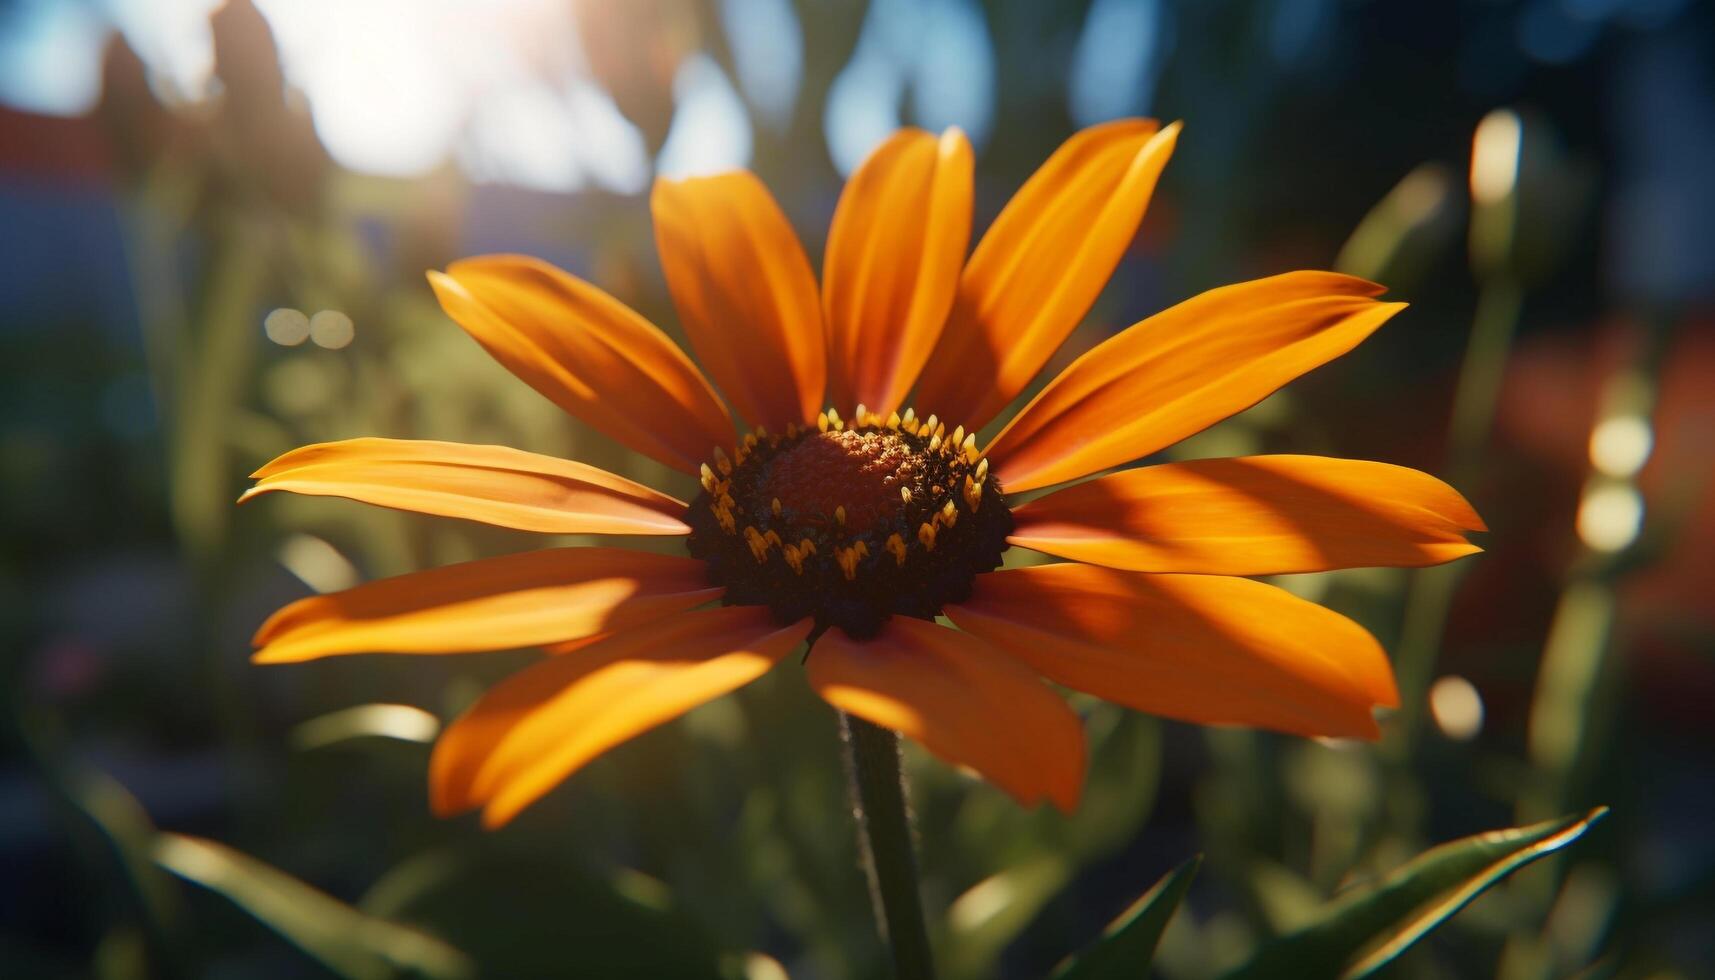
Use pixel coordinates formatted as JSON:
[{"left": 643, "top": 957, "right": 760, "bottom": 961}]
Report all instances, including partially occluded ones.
[
  {"left": 987, "top": 272, "right": 1406, "bottom": 492},
  {"left": 652, "top": 172, "right": 826, "bottom": 430},
  {"left": 808, "top": 617, "right": 1085, "bottom": 810},
  {"left": 913, "top": 120, "right": 1179, "bottom": 430},
  {"left": 823, "top": 127, "right": 973, "bottom": 416},
  {"left": 431, "top": 606, "right": 810, "bottom": 827},
  {"left": 429, "top": 255, "right": 732, "bottom": 473},
  {"left": 252, "top": 547, "right": 720, "bottom": 663},
  {"left": 1010, "top": 455, "right": 1485, "bottom": 574},
  {"left": 242, "top": 438, "right": 689, "bottom": 535},
  {"left": 946, "top": 564, "right": 1398, "bottom": 739}
]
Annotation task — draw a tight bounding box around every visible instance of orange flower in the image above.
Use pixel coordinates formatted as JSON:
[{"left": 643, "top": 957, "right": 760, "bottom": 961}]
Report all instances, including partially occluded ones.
[{"left": 245, "top": 120, "right": 1485, "bottom": 828}]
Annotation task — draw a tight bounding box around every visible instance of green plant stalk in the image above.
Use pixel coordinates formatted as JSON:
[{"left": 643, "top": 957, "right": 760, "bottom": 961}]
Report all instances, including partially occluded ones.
[
  {"left": 1390, "top": 276, "right": 1524, "bottom": 748},
  {"left": 841, "top": 712, "right": 935, "bottom": 980}
]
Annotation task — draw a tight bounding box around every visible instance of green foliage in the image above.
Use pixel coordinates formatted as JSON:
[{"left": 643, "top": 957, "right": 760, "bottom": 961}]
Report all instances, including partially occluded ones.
[
  {"left": 1051, "top": 856, "right": 1201, "bottom": 980},
  {"left": 1221, "top": 809, "right": 1609, "bottom": 980},
  {"left": 154, "top": 832, "right": 474, "bottom": 980}
]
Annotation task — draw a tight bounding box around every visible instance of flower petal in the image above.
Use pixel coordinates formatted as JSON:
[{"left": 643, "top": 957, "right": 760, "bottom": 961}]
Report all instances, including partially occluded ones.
[
  {"left": 946, "top": 564, "right": 1398, "bottom": 739},
  {"left": 431, "top": 606, "right": 810, "bottom": 827},
  {"left": 808, "top": 617, "right": 1085, "bottom": 811},
  {"left": 912, "top": 119, "right": 1180, "bottom": 430},
  {"left": 652, "top": 172, "right": 826, "bottom": 430},
  {"left": 242, "top": 437, "right": 689, "bottom": 535},
  {"left": 429, "top": 254, "right": 732, "bottom": 473},
  {"left": 252, "top": 547, "right": 719, "bottom": 663},
  {"left": 987, "top": 272, "right": 1407, "bottom": 492},
  {"left": 1010, "top": 455, "right": 1485, "bottom": 575},
  {"left": 823, "top": 127, "right": 973, "bottom": 416}
]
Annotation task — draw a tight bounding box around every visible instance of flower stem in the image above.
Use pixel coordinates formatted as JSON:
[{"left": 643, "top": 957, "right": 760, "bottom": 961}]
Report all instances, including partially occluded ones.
[{"left": 840, "top": 712, "right": 935, "bottom": 980}]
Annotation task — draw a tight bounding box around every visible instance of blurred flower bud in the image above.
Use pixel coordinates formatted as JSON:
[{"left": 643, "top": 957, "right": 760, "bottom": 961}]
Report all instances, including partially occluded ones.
[
  {"left": 95, "top": 32, "right": 175, "bottom": 181},
  {"left": 575, "top": 0, "right": 704, "bottom": 154},
  {"left": 210, "top": 0, "right": 328, "bottom": 213}
]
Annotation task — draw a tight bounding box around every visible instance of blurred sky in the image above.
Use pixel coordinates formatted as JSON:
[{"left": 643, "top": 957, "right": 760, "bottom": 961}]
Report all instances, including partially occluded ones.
[
  {"left": 2, "top": 0, "right": 1018, "bottom": 186},
  {"left": 4, "top": 0, "right": 1699, "bottom": 197}
]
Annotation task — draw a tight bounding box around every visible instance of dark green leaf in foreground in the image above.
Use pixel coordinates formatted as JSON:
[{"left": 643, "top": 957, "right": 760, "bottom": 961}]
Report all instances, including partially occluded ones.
[
  {"left": 1223, "top": 807, "right": 1608, "bottom": 980},
  {"left": 153, "top": 832, "right": 474, "bottom": 980},
  {"left": 1051, "top": 855, "right": 1202, "bottom": 980}
]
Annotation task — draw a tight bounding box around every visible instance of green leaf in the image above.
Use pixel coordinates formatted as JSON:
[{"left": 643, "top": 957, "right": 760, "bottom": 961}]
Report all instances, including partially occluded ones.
[
  {"left": 360, "top": 847, "right": 730, "bottom": 980},
  {"left": 1051, "top": 855, "right": 1202, "bottom": 980},
  {"left": 1222, "top": 807, "right": 1609, "bottom": 980},
  {"left": 153, "top": 833, "right": 473, "bottom": 980}
]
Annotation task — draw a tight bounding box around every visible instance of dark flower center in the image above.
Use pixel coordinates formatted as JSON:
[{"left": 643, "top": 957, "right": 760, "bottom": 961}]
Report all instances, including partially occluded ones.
[{"left": 686, "top": 408, "right": 1013, "bottom": 640}]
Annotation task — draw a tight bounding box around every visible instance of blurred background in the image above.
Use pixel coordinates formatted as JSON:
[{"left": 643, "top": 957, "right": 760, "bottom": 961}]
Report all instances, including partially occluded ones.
[{"left": 2, "top": 0, "right": 1712, "bottom": 977}]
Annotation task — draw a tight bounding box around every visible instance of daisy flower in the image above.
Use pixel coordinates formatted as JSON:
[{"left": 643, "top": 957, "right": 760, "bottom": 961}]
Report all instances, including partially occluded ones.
[{"left": 244, "top": 120, "right": 1484, "bottom": 828}]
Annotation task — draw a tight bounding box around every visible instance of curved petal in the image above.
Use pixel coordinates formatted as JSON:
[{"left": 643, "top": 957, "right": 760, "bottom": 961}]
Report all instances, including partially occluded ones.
[
  {"left": 823, "top": 127, "right": 973, "bottom": 416},
  {"left": 808, "top": 617, "right": 1085, "bottom": 811},
  {"left": 252, "top": 547, "right": 719, "bottom": 663},
  {"left": 987, "top": 272, "right": 1407, "bottom": 492},
  {"left": 652, "top": 172, "right": 825, "bottom": 430},
  {"left": 429, "top": 255, "right": 732, "bottom": 473},
  {"left": 1010, "top": 455, "right": 1486, "bottom": 575},
  {"left": 242, "top": 438, "right": 689, "bottom": 535},
  {"left": 945, "top": 564, "right": 1398, "bottom": 739},
  {"left": 913, "top": 119, "right": 1180, "bottom": 431},
  {"left": 430, "top": 606, "right": 810, "bottom": 827}
]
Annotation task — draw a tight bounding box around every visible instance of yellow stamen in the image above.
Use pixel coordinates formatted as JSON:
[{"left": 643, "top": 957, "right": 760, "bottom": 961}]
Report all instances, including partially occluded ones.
[
  {"left": 963, "top": 476, "right": 983, "bottom": 512},
  {"left": 772, "top": 497, "right": 783, "bottom": 517},
  {"left": 917, "top": 522, "right": 938, "bottom": 551},
  {"left": 835, "top": 505, "right": 847, "bottom": 526},
  {"left": 885, "top": 533, "right": 908, "bottom": 565}
]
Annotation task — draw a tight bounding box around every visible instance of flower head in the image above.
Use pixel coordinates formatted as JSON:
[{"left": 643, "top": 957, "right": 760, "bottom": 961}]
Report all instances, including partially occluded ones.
[{"left": 245, "top": 120, "right": 1485, "bottom": 827}]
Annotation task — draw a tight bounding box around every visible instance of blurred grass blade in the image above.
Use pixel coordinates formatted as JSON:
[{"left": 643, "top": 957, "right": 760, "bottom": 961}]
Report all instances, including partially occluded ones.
[
  {"left": 1222, "top": 808, "right": 1608, "bottom": 980},
  {"left": 947, "top": 855, "right": 1072, "bottom": 979},
  {"left": 292, "top": 703, "right": 441, "bottom": 751},
  {"left": 1334, "top": 162, "right": 1460, "bottom": 290},
  {"left": 153, "top": 832, "right": 473, "bottom": 980},
  {"left": 1051, "top": 855, "right": 1201, "bottom": 980}
]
